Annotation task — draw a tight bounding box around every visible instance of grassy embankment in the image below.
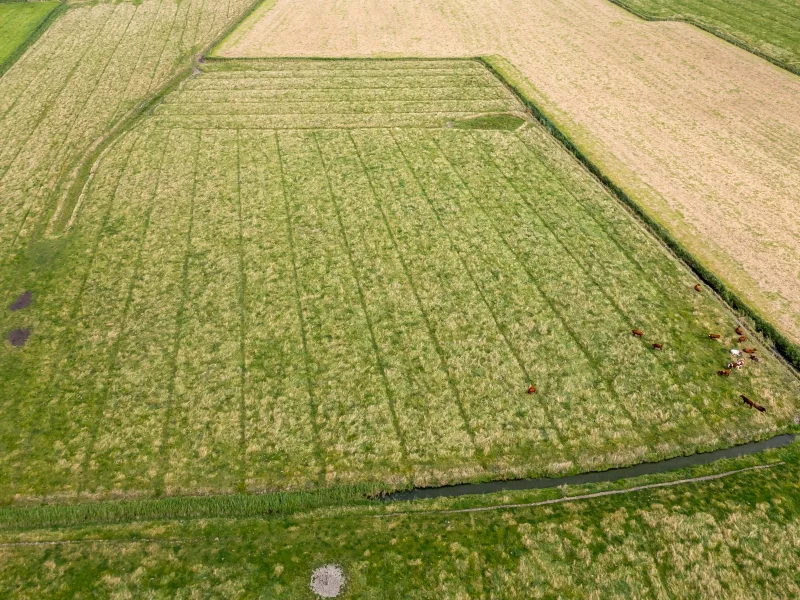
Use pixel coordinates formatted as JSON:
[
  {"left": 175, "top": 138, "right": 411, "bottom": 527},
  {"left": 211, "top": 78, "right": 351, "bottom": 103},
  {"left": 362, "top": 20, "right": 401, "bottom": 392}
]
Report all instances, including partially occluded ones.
[
  {"left": 609, "top": 0, "right": 800, "bottom": 74},
  {"left": 1, "top": 440, "right": 798, "bottom": 598},
  {"left": 0, "top": 1, "right": 61, "bottom": 76}
]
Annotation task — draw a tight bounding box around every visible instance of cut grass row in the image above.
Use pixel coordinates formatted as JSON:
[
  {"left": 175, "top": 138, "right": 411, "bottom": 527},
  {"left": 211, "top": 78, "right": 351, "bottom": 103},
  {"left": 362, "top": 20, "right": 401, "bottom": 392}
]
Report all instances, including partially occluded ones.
[
  {"left": 609, "top": 0, "right": 800, "bottom": 74},
  {"left": 0, "top": 0, "right": 258, "bottom": 266},
  {"left": 2, "top": 61, "right": 799, "bottom": 505},
  {"left": 1, "top": 443, "right": 799, "bottom": 598}
]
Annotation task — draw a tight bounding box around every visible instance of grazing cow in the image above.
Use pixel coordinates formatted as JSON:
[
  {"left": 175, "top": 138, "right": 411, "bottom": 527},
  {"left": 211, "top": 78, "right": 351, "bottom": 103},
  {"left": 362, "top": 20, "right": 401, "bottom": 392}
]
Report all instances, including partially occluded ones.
[
  {"left": 742, "top": 394, "right": 766, "bottom": 412},
  {"left": 527, "top": 385, "right": 536, "bottom": 394},
  {"left": 738, "top": 336, "right": 747, "bottom": 342},
  {"left": 694, "top": 284, "right": 702, "bottom": 292},
  {"left": 709, "top": 333, "right": 721, "bottom": 339},
  {"left": 718, "top": 369, "right": 730, "bottom": 376},
  {"left": 735, "top": 326, "right": 743, "bottom": 335},
  {"left": 743, "top": 348, "right": 756, "bottom": 354},
  {"left": 632, "top": 329, "right": 644, "bottom": 337},
  {"left": 749, "top": 355, "right": 761, "bottom": 363},
  {"left": 652, "top": 343, "right": 663, "bottom": 350}
]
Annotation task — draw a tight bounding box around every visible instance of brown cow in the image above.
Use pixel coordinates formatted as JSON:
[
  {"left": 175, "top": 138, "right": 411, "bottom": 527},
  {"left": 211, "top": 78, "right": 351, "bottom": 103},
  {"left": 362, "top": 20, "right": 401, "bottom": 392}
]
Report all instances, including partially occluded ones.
[
  {"left": 718, "top": 369, "right": 730, "bottom": 376},
  {"left": 632, "top": 329, "right": 644, "bottom": 337},
  {"left": 527, "top": 385, "right": 536, "bottom": 394},
  {"left": 652, "top": 343, "right": 663, "bottom": 350},
  {"left": 742, "top": 395, "right": 766, "bottom": 412},
  {"left": 738, "top": 336, "right": 747, "bottom": 342},
  {"left": 709, "top": 333, "right": 721, "bottom": 339},
  {"left": 694, "top": 284, "right": 702, "bottom": 292},
  {"left": 735, "top": 326, "right": 743, "bottom": 335},
  {"left": 743, "top": 348, "right": 757, "bottom": 354}
]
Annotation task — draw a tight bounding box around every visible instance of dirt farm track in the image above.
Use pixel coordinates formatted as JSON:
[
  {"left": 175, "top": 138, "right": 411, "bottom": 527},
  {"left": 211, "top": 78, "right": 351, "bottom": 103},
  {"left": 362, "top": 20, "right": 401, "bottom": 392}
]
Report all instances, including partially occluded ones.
[{"left": 221, "top": 0, "right": 800, "bottom": 343}]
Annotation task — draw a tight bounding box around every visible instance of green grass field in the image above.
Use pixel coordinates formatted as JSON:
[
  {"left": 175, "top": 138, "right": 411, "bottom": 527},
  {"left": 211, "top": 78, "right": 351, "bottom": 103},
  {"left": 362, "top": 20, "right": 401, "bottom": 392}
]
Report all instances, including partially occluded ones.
[
  {"left": 0, "top": 1, "right": 59, "bottom": 68},
  {"left": 612, "top": 0, "right": 800, "bottom": 72},
  {"left": 1, "top": 441, "right": 798, "bottom": 598},
  {"left": 3, "top": 59, "right": 798, "bottom": 506}
]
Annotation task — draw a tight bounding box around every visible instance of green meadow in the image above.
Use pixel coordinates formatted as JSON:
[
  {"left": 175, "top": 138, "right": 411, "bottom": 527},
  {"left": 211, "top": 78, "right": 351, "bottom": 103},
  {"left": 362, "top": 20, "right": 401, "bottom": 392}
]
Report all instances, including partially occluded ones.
[
  {"left": 0, "top": 1, "right": 59, "bottom": 68},
  {"left": 3, "top": 59, "right": 798, "bottom": 506}
]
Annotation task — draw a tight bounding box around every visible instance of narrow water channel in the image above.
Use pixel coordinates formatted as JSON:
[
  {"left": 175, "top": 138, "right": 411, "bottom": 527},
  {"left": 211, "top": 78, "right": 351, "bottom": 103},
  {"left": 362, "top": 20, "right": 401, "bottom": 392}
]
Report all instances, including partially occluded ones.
[{"left": 385, "top": 434, "right": 796, "bottom": 502}]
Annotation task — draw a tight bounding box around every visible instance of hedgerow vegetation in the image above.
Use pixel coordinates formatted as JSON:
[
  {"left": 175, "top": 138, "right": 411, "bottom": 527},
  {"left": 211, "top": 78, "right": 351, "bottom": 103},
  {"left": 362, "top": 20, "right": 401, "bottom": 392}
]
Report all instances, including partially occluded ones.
[
  {"left": 2, "top": 59, "right": 798, "bottom": 506},
  {"left": 1, "top": 442, "right": 799, "bottom": 598},
  {"left": 611, "top": 0, "right": 800, "bottom": 73}
]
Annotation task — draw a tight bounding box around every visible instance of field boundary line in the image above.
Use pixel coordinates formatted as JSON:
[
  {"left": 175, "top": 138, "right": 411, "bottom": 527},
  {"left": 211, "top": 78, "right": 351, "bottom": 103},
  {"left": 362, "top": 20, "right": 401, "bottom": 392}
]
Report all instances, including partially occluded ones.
[
  {"left": 603, "top": 0, "right": 799, "bottom": 76},
  {"left": 380, "top": 462, "right": 783, "bottom": 517},
  {"left": 478, "top": 56, "right": 800, "bottom": 372},
  {"left": 154, "top": 129, "right": 201, "bottom": 496},
  {"left": 0, "top": 0, "right": 66, "bottom": 78},
  {"left": 466, "top": 133, "right": 721, "bottom": 438},
  {"left": 274, "top": 131, "right": 326, "bottom": 483},
  {"left": 391, "top": 130, "right": 575, "bottom": 457},
  {"left": 78, "top": 131, "right": 172, "bottom": 495},
  {"left": 235, "top": 130, "right": 248, "bottom": 492},
  {"left": 397, "top": 130, "right": 639, "bottom": 442}
]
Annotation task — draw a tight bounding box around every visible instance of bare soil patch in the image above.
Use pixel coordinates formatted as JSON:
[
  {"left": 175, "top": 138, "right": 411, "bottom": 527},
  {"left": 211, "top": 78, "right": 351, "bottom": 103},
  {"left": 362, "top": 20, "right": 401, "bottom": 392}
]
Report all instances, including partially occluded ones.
[
  {"left": 310, "top": 564, "right": 345, "bottom": 598},
  {"left": 219, "top": 0, "right": 800, "bottom": 342},
  {"left": 9, "top": 291, "right": 32, "bottom": 311}
]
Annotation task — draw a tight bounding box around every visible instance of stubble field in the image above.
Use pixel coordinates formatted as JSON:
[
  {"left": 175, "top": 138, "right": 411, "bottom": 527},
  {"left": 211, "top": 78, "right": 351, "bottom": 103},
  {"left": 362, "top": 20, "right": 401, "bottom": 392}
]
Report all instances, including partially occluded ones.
[
  {"left": 219, "top": 0, "right": 800, "bottom": 344},
  {"left": 2, "top": 59, "right": 798, "bottom": 505}
]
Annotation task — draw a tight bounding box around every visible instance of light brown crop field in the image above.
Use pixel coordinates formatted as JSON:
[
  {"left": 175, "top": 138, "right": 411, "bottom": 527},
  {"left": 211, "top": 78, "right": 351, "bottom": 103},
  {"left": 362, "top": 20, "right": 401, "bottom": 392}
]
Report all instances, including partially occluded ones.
[{"left": 219, "top": 0, "right": 800, "bottom": 343}]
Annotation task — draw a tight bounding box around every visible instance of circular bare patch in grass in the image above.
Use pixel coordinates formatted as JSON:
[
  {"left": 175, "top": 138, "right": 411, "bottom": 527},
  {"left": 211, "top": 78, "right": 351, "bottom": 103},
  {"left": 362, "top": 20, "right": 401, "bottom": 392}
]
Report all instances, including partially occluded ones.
[
  {"left": 8, "top": 328, "right": 30, "bottom": 347},
  {"left": 9, "top": 291, "right": 32, "bottom": 311},
  {"left": 310, "top": 564, "right": 345, "bottom": 598}
]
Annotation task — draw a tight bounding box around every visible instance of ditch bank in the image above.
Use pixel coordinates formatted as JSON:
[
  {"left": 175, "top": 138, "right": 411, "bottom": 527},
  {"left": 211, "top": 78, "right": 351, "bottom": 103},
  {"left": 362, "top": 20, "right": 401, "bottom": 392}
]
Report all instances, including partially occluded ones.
[{"left": 384, "top": 433, "right": 796, "bottom": 502}]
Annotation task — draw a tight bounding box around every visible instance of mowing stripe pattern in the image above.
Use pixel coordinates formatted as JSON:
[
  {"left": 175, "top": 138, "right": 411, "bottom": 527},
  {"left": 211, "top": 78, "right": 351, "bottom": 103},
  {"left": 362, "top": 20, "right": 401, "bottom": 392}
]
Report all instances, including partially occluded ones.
[{"left": 1, "top": 60, "right": 799, "bottom": 503}]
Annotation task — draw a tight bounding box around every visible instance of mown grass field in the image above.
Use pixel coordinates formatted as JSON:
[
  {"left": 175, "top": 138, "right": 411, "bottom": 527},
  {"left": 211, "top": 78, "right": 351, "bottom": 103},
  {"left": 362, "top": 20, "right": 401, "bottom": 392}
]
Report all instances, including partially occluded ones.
[
  {"left": 613, "top": 0, "right": 800, "bottom": 72},
  {"left": 3, "top": 59, "right": 798, "bottom": 505},
  {"left": 218, "top": 0, "right": 800, "bottom": 347},
  {"left": 1, "top": 441, "right": 798, "bottom": 598},
  {"left": 0, "top": 1, "right": 59, "bottom": 68}
]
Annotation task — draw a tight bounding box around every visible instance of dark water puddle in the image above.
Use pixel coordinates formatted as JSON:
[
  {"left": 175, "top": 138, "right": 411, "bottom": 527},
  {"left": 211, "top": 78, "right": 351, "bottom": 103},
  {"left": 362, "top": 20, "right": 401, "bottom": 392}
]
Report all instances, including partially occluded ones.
[{"left": 386, "top": 434, "right": 796, "bottom": 502}]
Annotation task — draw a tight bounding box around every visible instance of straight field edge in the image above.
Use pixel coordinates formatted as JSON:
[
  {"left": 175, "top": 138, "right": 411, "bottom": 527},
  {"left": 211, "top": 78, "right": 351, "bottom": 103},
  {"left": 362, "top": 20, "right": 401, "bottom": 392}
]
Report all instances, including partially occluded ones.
[
  {"left": 604, "top": 0, "right": 799, "bottom": 77},
  {"left": 478, "top": 56, "right": 800, "bottom": 372},
  {"left": 0, "top": 0, "right": 66, "bottom": 79}
]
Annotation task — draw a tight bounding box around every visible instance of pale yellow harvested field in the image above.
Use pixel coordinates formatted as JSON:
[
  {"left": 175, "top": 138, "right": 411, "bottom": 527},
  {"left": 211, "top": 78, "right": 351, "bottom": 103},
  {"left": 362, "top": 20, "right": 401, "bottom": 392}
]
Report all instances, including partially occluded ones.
[{"left": 220, "top": 0, "right": 800, "bottom": 342}]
